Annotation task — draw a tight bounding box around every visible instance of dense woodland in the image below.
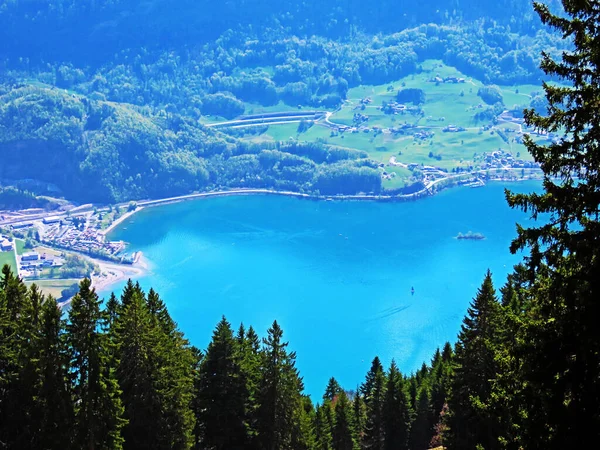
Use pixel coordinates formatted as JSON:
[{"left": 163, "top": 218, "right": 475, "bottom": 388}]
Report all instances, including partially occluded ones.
[{"left": 0, "top": 0, "right": 567, "bottom": 203}]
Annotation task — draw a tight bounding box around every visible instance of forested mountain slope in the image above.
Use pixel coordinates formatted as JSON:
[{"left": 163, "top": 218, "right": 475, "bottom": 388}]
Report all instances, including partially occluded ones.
[{"left": 0, "top": 0, "right": 565, "bottom": 202}]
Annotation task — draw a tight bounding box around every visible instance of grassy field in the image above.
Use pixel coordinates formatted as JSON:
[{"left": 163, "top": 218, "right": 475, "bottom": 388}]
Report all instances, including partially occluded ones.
[
  {"left": 229, "top": 60, "right": 549, "bottom": 188},
  {"left": 24, "top": 278, "right": 81, "bottom": 300},
  {"left": 0, "top": 251, "right": 17, "bottom": 273}
]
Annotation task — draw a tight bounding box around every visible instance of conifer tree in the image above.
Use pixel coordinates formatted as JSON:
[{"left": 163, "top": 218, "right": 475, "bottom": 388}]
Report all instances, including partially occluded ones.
[
  {"left": 190, "top": 345, "right": 204, "bottom": 449},
  {"left": 0, "top": 273, "right": 41, "bottom": 448},
  {"left": 505, "top": 0, "right": 600, "bottom": 445},
  {"left": 105, "top": 292, "right": 120, "bottom": 328},
  {"left": 146, "top": 288, "right": 195, "bottom": 449},
  {"left": 114, "top": 288, "right": 162, "bottom": 449},
  {"left": 315, "top": 401, "right": 334, "bottom": 450},
  {"left": 257, "top": 320, "right": 305, "bottom": 450},
  {"left": 196, "top": 316, "right": 249, "bottom": 449},
  {"left": 361, "top": 357, "right": 386, "bottom": 450},
  {"left": 236, "top": 324, "right": 262, "bottom": 447},
  {"left": 332, "top": 391, "right": 358, "bottom": 450},
  {"left": 409, "top": 389, "right": 432, "bottom": 450},
  {"left": 445, "top": 271, "right": 502, "bottom": 450},
  {"left": 293, "top": 395, "right": 317, "bottom": 450},
  {"left": 37, "top": 296, "right": 74, "bottom": 449},
  {"left": 382, "top": 361, "right": 410, "bottom": 450},
  {"left": 324, "top": 377, "right": 344, "bottom": 402},
  {"left": 352, "top": 389, "right": 366, "bottom": 448},
  {"left": 67, "top": 278, "right": 125, "bottom": 449}
]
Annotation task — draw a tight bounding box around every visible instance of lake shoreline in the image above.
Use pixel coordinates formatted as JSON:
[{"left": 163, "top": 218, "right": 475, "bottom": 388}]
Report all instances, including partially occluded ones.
[
  {"left": 27, "top": 174, "right": 543, "bottom": 298},
  {"left": 107, "top": 171, "right": 544, "bottom": 226}
]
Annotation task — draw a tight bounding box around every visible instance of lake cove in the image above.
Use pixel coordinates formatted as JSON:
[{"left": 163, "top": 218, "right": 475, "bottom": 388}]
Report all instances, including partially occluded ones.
[{"left": 104, "top": 181, "right": 541, "bottom": 398}]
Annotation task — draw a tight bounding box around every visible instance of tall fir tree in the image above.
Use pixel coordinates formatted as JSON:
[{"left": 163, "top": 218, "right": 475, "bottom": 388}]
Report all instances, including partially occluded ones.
[
  {"left": 114, "top": 288, "right": 162, "bottom": 449},
  {"left": 293, "top": 395, "right": 317, "bottom": 450},
  {"left": 195, "top": 316, "right": 249, "bottom": 450},
  {"left": 361, "top": 357, "right": 386, "bottom": 450},
  {"left": 382, "top": 361, "right": 410, "bottom": 450},
  {"left": 324, "top": 377, "right": 344, "bottom": 402},
  {"left": 236, "top": 324, "right": 262, "bottom": 448},
  {"left": 256, "top": 320, "right": 305, "bottom": 450},
  {"left": 146, "top": 288, "right": 195, "bottom": 449},
  {"left": 37, "top": 295, "right": 74, "bottom": 449},
  {"left": 332, "top": 391, "right": 358, "bottom": 450},
  {"left": 504, "top": 2, "right": 600, "bottom": 445},
  {"left": 352, "top": 388, "right": 366, "bottom": 448},
  {"left": 409, "top": 388, "right": 432, "bottom": 450},
  {"left": 0, "top": 272, "right": 41, "bottom": 449},
  {"left": 67, "top": 278, "right": 125, "bottom": 449},
  {"left": 445, "top": 271, "right": 502, "bottom": 450},
  {"left": 315, "top": 400, "right": 334, "bottom": 450}
]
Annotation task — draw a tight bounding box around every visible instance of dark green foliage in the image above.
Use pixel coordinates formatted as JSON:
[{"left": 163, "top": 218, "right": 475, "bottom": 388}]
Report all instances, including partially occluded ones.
[
  {"left": 256, "top": 320, "right": 306, "bottom": 450},
  {"left": 361, "top": 357, "right": 386, "bottom": 450},
  {"left": 503, "top": 0, "right": 600, "bottom": 446},
  {"left": 352, "top": 390, "right": 366, "bottom": 447},
  {"left": 195, "top": 317, "right": 250, "bottom": 449},
  {"left": 477, "top": 85, "right": 504, "bottom": 105},
  {"left": 0, "top": 272, "right": 40, "bottom": 449},
  {"left": 114, "top": 287, "right": 162, "bottom": 449},
  {"left": 67, "top": 278, "right": 126, "bottom": 449},
  {"left": 201, "top": 92, "right": 246, "bottom": 119},
  {"left": 37, "top": 295, "right": 74, "bottom": 449},
  {"left": 332, "top": 391, "right": 357, "bottom": 450},
  {"left": 383, "top": 361, "right": 411, "bottom": 450},
  {"left": 315, "top": 401, "right": 334, "bottom": 450},
  {"left": 409, "top": 389, "right": 433, "bottom": 450},
  {"left": 396, "top": 88, "right": 426, "bottom": 105},
  {"left": 324, "top": 377, "right": 344, "bottom": 402},
  {"left": 0, "top": 186, "right": 54, "bottom": 210},
  {"left": 445, "top": 271, "right": 503, "bottom": 450}
]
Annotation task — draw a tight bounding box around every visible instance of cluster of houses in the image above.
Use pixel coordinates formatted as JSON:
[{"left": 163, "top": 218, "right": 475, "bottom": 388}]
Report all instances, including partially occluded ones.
[
  {"left": 414, "top": 130, "right": 434, "bottom": 141},
  {"left": 352, "top": 112, "right": 369, "bottom": 125},
  {"left": 429, "top": 76, "right": 466, "bottom": 84},
  {"left": 381, "top": 101, "right": 407, "bottom": 114},
  {"left": 41, "top": 219, "right": 125, "bottom": 256},
  {"left": 479, "top": 149, "right": 541, "bottom": 170},
  {"left": 380, "top": 101, "right": 423, "bottom": 116},
  {"left": 443, "top": 125, "right": 466, "bottom": 132}
]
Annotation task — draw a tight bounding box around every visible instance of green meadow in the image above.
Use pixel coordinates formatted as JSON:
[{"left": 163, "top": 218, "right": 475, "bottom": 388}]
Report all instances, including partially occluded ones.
[{"left": 232, "top": 60, "right": 549, "bottom": 189}]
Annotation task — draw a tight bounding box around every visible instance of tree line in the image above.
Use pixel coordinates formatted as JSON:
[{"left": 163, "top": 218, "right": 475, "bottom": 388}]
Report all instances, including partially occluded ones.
[{"left": 0, "top": 268, "right": 446, "bottom": 449}]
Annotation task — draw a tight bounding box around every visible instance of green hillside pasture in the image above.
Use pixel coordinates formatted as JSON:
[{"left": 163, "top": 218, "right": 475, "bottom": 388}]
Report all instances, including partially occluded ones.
[{"left": 382, "top": 166, "right": 413, "bottom": 190}]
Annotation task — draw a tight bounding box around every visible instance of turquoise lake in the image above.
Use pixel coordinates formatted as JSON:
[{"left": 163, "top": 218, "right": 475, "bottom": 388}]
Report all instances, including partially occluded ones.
[{"left": 104, "top": 181, "right": 540, "bottom": 399}]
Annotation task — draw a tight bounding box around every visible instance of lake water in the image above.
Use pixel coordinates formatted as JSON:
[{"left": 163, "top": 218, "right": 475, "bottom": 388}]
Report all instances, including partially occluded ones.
[{"left": 104, "top": 181, "right": 540, "bottom": 398}]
